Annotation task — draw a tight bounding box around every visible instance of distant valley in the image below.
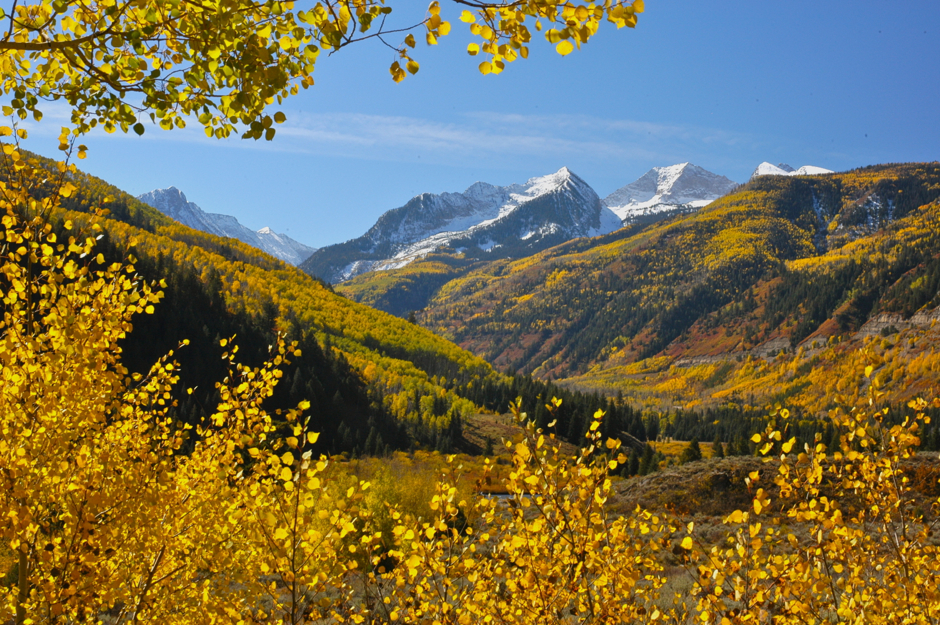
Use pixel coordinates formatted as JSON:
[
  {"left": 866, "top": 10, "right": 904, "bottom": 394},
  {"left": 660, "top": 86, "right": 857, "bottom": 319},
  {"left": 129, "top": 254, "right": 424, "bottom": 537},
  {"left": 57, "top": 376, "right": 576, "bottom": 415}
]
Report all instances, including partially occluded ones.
[
  {"left": 33, "top": 151, "right": 940, "bottom": 444},
  {"left": 123, "top": 159, "right": 940, "bottom": 420}
]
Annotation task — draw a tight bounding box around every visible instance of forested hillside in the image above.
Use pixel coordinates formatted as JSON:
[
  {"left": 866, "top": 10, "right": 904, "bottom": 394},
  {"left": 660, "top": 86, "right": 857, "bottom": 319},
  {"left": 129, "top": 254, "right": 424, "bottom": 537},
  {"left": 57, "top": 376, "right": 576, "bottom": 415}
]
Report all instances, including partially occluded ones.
[
  {"left": 10, "top": 151, "right": 506, "bottom": 454},
  {"left": 406, "top": 163, "right": 940, "bottom": 413}
]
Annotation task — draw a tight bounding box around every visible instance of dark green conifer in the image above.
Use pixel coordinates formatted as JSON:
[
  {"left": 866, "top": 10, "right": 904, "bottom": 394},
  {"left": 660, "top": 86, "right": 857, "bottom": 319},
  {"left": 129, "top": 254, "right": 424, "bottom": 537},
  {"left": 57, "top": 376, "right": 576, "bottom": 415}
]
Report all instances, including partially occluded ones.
[
  {"left": 712, "top": 434, "right": 725, "bottom": 459},
  {"left": 679, "top": 437, "right": 703, "bottom": 464}
]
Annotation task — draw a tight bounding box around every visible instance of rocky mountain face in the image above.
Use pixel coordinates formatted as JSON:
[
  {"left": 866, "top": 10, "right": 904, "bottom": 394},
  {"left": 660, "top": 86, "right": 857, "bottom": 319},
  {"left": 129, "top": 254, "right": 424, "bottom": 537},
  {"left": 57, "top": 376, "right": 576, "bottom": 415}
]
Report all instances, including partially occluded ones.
[
  {"left": 301, "top": 167, "right": 622, "bottom": 284},
  {"left": 137, "top": 187, "right": 316, "bottom": 266},
  {"left": 603, "top": 162, "right": 739, "bottom": 224}
]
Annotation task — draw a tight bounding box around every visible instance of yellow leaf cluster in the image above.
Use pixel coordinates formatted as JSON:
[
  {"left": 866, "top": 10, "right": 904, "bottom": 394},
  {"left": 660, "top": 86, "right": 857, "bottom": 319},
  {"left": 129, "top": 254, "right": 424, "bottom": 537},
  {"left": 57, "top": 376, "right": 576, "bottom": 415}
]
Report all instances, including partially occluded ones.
[{"left": 0, "top": 1, "right": 642, "bottom": 134}]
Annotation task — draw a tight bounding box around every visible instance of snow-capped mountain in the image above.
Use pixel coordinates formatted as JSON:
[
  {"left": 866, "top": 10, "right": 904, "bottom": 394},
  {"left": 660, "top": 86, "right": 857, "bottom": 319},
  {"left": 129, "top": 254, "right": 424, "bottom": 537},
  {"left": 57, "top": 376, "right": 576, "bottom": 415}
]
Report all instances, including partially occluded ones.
[
  {"left": 301, "top": 167, "right": 622, "bottom": 283},
  {"left": 603, "top": 163, "right": 738, "bottom": 224},
  {"left": 138, "top": 187, "right": 316, "bottom": 266},
  {"left": 750, "top": 162, "right": 833, "bottom": 179}
]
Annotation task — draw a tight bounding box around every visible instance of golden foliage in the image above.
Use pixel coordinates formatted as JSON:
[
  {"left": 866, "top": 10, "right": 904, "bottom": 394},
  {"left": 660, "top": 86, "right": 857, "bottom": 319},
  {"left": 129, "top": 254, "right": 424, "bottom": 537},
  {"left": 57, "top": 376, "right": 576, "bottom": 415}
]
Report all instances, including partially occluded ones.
[
  {"left": 0, "top": 0, "right": 643, "bottom": 136},
  {"left": 695, "top": 393, "right": 940, "bottom": 623},
  {"left": 5, "top": 143, "right": 940, "bottom": 624}
]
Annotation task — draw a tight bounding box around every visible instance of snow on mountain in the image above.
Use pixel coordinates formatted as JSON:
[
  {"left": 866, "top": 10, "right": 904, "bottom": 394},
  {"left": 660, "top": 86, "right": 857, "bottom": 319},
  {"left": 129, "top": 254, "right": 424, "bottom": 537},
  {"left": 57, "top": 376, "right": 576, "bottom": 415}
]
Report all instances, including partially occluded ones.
[
  {"left": 138, "top": 187, "right": 316, "bottom": 266},
  {"left": 603, "top": 163, "right": 738, "bottom": 224},
  {"left": 301, "top": 167, "right": 621, "bottom": 283},
  {"left": 792, "top": 165, "right": 833, "bottom": 176},
  {"left": 750, "top": 162, "right": 834, "bottom": 180}
]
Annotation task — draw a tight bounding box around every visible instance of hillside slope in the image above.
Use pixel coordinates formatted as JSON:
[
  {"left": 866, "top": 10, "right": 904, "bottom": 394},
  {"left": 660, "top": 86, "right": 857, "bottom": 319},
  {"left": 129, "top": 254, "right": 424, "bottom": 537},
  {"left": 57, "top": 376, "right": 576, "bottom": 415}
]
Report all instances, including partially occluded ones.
[
  {"left": 15, "top": 151, "right": 502, "bottom": 453},
  {"left": 417, "top": 163, "right": 940, "bottom": 412}
]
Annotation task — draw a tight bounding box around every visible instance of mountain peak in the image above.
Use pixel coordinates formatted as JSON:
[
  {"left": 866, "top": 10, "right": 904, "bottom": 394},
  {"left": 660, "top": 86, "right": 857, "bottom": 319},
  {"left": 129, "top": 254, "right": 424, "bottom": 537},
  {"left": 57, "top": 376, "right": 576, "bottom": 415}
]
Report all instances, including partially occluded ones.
[
  {"left": 603, "top": 163, "right": 738, "bottom": 223},
  {"left": 751, "top": 162, "right": 833, "bottom": 179},
  {"left": 137, "top": 188, "right": 315, "bottom": 265}
]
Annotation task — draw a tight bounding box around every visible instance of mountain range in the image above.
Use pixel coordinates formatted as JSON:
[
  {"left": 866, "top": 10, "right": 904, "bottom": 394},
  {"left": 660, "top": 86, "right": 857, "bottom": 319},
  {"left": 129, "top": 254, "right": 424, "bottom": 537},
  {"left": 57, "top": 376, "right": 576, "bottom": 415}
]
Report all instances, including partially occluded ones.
[
  {"left": 140, "top": 160, "right": 830, "bottom": 280},
  {"left": 138, "top": 187, "right": 316, "bottom": 266},
  {"left": 301, "top": 167, "right": 622, "bottom": 284},
  {"left": 303, "top": 162, "right": 762, "bottom": 285}
]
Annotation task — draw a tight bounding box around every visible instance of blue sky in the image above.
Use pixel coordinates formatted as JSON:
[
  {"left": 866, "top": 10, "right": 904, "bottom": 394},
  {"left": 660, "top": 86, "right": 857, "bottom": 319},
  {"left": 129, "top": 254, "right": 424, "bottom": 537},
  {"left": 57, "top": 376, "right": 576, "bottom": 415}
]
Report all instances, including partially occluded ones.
[{"left": 19, "top": 1, "right": 940, "bottom": 249}]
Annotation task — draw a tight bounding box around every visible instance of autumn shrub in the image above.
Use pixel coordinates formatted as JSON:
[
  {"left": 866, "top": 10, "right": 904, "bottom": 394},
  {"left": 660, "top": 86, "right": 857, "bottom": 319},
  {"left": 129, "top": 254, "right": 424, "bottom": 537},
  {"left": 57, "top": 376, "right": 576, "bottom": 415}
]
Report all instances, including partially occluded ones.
[
  {"left": 693, "top": 394, "right": 940, "bottom": 623},
  {"left": 353, "top": 402, "right": 683, "bottom": 624}
]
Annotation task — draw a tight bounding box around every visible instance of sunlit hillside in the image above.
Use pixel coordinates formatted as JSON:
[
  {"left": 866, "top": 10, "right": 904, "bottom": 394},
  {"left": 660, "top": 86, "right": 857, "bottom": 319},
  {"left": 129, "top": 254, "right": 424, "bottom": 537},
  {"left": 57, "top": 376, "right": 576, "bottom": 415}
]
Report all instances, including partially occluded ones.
[{"left": 402, "top": 163, "right": 940, "bottom": 414}]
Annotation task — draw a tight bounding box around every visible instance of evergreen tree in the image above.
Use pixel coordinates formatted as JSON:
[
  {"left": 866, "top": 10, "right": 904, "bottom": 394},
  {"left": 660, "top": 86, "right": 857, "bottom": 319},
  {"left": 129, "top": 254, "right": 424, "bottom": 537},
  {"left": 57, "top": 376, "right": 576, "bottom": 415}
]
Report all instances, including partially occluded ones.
[
  {"left": 712, "top": 434, "right": 725, "bottom": 459},
  {"left": 627, "top": 447, "right": 640, "bottom": 476},
  {"left": 638, "top": 444, "right": 655, "bottom": 476},
  {"left": 679, "top": 437, "right": 703, "bottom": 464}
]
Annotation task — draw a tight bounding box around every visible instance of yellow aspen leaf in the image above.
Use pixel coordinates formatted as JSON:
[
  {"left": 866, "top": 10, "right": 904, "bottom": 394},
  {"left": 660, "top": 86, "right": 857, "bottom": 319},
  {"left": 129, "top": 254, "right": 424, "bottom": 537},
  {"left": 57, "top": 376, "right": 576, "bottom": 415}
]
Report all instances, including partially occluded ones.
[
  {"left": 681, "top": 536, "right": 693, "bottom": 550},
  {"left": 479, "top": 61, "right": 493, "bottom": 75},
  {"left": 439, "top": 21, "right": 451, "bottom": 36},
  {"left": 634, "top": 0, "right": 645, "bottom": 12},
  {"left": 404, "top": 34, "right": 416, "bottom": 48},
  {"left": 467, "top": 43, "right": 480, "bottom": 55},
  {"left": 406, "top": 60, "right": 420, "bottom": 74},
  {"left": 460, "top": 10, "right": 475, "bottom": 23},
  {"left": 390, "top": 61, "right": 406, "bottom": 82},
  {"left": 307, "top": 431, "right": 319, "bottom": 444}
]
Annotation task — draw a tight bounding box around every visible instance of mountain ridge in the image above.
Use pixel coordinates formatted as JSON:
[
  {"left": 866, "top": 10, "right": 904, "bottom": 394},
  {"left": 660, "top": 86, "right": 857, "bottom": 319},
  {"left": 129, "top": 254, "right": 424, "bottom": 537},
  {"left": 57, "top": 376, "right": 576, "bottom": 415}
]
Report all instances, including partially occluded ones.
[
  {"left": 750, "top": 162, "right": 833, "bottom": 179},
  {"left": 301, "top": 167, "right": 621, "bottom": 284},
  {"left": 138, "top": 187, "right": 316, "bottom": 266}
]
